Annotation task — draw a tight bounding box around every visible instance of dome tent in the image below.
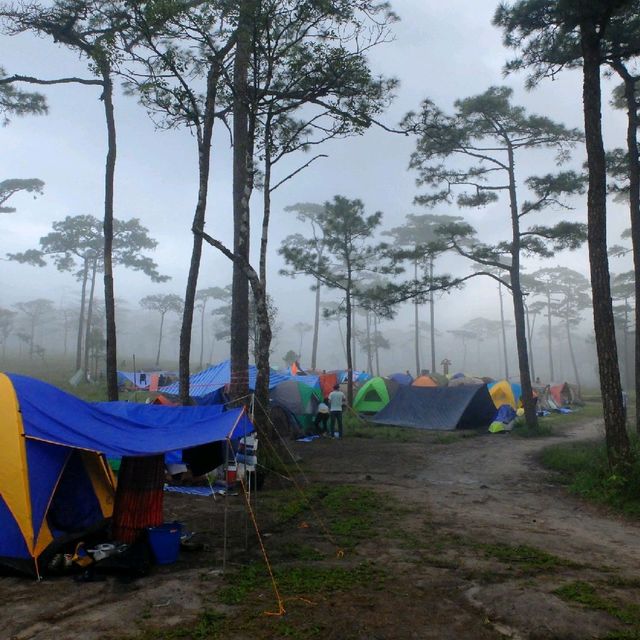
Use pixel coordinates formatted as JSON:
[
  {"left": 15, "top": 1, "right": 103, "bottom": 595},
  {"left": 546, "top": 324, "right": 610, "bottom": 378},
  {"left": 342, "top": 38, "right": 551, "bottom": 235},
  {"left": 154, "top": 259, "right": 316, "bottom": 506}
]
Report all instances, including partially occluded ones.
[{"left": 353, "top": 377, "right": 399, "bottom": 414}]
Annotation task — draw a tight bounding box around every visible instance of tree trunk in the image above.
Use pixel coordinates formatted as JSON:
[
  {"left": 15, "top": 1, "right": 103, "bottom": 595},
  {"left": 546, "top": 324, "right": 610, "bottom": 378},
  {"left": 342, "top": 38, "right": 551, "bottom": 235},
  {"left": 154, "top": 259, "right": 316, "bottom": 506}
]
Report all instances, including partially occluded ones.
[
  {"left": 413, "top": 258, "right": 420, "bottom": 376},
  {"left": 155, "top": 312, "right": 165, "bottom": 367},
  {"left": 623, "top": 299, "right": 631, "bottom": 392},
  {"left": 614, "top": 64, "right": 640, "bottom": 433},
  {"left": 580, "top": 21, "right": 630, "bottom": 466},
  {"left": 253, "top": 285, "right": 272, "bottom": 437},
  {"left": 83, "top": 258, "right": 98, "bottom": 380},
  {"left": 345, "top": 271, "right": 354, "bottom": 406},
  {"left": 546, "top": 289, "right": 554, "bottom": 381},
  {"left": 198, "top": 300, "right": 206, "bottom": 371},
  {"left": 310, "top": 278, "right": 321, "bottom": 370},
  {"left": 429, "top": 256, "right": 436, "bottom": 373},
  {"left": 525, "top": 304, "right": 536, "bottom": 382},
  {"left": 374, "top": 313, "right": 380, "bottom": 376},
  {"left": 179, "top": 64, "right": 218, "bottom": 406},
  {"left": 565, "top": 304, "right": 581, "bottom": 392},
  {"left": 75, "top": 257, "right": 89, "bottom": 372},
  {"left": 101, "top": 66, "right": 118, "bottom": 402},
  {"left": 254, "top": 116, "right": 274, "bottom": 434},
  {"left": 29, "top": 316, "right": 35, "bottom": 359},
  {"left": 507, "top": 142, "right": 537, "bottom": 428},
  {"left": 366, "top": 310, "right": 373, "bottom": 374},
  {"left": 229, "top": 3, "right": 252, "bottom": 401},
  {"left": 498, "top": 282, "right": 509, "bottom": 380},
  {"left": 351, "top": 300, "right": 357, "bottom": 373}
]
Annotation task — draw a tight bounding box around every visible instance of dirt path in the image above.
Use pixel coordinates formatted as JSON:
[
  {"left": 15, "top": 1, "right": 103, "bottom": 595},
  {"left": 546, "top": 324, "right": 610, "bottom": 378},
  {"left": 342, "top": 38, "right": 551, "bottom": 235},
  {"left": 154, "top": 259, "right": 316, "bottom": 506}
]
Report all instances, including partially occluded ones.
[
  {"left": 2, "top": 416, "right": 639, "bottom": 640},
  {"left": 414, "top": 419, "right": 640, "bottom": 571}
]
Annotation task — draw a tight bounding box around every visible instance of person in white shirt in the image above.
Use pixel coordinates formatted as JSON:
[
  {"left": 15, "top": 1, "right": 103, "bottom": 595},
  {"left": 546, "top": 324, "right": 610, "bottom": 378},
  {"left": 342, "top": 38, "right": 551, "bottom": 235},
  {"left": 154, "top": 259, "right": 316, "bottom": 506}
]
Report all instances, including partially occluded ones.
[
  {"left": 314, "top": 397, "right": 330, "bottom": 436},
  {"left": 328, "top": 384, "right": 346, "bottom": 438}
]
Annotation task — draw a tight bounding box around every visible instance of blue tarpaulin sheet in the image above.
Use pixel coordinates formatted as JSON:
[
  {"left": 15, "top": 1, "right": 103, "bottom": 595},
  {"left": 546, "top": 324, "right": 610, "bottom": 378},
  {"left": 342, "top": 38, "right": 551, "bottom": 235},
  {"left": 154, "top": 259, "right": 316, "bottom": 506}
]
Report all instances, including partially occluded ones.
[
  {"left": 159, "top": 359, "right": 292, "bottom": 397},
  {"left": 9, "top": 374, "right": 253, "bottom": 457}
]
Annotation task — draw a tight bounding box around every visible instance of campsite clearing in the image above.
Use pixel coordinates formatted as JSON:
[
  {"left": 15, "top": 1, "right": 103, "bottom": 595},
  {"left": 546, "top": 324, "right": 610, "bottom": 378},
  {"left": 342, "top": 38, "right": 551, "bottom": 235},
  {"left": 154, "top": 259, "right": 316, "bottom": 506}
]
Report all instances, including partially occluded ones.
[{"left": 2, "top": 413, "right": 640, "bottom": 640}]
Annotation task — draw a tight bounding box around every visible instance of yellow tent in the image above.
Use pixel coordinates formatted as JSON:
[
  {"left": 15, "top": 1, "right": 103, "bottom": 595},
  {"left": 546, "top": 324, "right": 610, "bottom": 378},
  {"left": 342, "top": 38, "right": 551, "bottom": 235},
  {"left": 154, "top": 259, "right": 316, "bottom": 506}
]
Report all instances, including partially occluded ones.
[{"left": 488, "top": 379, "right": 516, "bottom": 409}]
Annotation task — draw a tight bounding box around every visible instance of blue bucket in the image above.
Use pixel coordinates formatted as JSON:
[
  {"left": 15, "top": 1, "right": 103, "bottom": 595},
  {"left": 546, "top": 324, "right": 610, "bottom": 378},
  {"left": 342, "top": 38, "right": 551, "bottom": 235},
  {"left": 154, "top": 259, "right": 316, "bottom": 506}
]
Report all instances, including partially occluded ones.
[{"left": 148, "top": 522, "right": 182, "bottom": 564}]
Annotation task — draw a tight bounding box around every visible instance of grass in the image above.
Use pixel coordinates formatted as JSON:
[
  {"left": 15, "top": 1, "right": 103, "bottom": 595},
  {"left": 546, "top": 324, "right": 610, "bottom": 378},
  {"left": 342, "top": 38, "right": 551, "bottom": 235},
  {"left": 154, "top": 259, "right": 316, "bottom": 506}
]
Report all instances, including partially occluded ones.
[
  {"left": 555, "top": 580, "right": 640, "bottom": 633},
  {"left": 217, "top": 560, "right": 386, "bottom": 606},
  {"left": 511, "top": 401, "right": 604, "bottom": 438},
  {"left": 343, "top": 412, "right": 420, "bottom": 442},
  {"left": 480, "top": 543, "right": 581, "bottom": 574},
  {"left": 263, "top": 483, "right": 395, "bottom": 549},
  {"left": 432, "top": 431, "right": 479, "bottom": 444},
  {"left": 540, "top": 433, "right": 640, "bottom": 518}
]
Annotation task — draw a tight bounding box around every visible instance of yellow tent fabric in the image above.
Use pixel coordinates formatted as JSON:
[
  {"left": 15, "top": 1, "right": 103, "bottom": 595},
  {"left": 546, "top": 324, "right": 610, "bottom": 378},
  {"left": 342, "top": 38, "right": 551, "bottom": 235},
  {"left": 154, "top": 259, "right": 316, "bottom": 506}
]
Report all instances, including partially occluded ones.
[
  {"left": 489, "top": 379, "right": 516, "bottom": 409},
  {"left": 0, "top": 373, "right": 115, "bottom": 575}
]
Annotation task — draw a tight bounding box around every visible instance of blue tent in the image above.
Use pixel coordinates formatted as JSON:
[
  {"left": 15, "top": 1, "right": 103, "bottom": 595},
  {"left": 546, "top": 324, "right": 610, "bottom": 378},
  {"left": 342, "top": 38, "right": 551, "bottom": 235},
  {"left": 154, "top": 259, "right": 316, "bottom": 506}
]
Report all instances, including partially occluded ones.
[
  {"left": 0, "top": 373, "right": 253, "bottom": 574},
  {"left": 389, "top": 372, "right": 413, "bottom": 385},
  {"left": 159, "top": 359, "right": 292, "bottom": 399}
]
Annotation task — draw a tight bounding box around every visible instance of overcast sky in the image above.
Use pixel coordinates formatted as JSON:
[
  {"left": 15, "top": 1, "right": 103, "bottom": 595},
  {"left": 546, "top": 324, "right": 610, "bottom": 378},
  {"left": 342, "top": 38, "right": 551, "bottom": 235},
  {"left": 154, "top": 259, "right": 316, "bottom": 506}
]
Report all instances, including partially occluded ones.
[{"left": 1, "top": 0, "right": 634, "bottom": 377}]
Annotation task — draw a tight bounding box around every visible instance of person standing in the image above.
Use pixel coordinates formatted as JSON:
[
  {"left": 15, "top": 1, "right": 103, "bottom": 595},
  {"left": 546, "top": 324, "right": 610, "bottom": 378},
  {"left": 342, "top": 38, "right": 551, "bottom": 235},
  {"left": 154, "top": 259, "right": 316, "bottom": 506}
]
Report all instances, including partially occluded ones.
[
  {"left": 328, "top": 384, "right": 346, "bottom": 438},
  {"left": 314, "top": 397, "right": 330, "bottom": 436}
]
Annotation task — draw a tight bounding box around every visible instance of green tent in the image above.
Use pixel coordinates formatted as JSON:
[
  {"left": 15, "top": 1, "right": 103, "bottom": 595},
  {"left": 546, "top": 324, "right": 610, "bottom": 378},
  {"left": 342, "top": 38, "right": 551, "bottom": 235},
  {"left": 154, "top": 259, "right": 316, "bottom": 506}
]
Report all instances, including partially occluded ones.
[
  {"left": 353, "top": 377, "right": 399, "bottom": 414},
  {"left": 270, "top": 379, "right": 322, "bottom": 431}
]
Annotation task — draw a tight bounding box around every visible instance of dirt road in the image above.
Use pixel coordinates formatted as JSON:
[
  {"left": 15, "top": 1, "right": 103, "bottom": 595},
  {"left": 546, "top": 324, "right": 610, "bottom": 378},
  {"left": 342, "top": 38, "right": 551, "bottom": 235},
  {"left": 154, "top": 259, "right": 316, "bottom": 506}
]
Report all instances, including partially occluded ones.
[{"left": 1, "top": 416, "right": 639, "bottom": 640}]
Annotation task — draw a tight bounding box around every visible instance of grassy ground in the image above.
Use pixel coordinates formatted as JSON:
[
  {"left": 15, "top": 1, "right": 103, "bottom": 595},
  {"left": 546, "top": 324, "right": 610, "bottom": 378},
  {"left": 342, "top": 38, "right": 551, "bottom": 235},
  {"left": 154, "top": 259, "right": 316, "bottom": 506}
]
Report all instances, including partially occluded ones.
[
  {"left": 541, "top": 432, "right": 640, "bottom": 518},
  {"left": 115, "top": 479, "right": 640, "bottom": 640}
]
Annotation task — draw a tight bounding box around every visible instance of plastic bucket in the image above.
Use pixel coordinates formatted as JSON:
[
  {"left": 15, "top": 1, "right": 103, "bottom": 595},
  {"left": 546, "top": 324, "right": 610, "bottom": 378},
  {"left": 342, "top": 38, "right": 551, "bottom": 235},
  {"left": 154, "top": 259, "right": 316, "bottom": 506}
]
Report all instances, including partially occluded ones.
[
  {"left": 148, "top": 522, "right": 182, "bottom": 565},
  {"left": 226, "top": 465, "right": 237, "bottom": 485}
]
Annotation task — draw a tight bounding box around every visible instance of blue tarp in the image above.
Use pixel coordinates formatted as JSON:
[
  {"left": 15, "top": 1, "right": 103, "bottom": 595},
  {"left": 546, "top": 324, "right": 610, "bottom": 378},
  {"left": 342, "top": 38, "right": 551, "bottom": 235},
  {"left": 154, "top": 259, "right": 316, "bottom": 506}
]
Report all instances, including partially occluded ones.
[
  {"left": 291, "top": 374, "right": 320, "bottom": 389},
  {"left": 371, "top": 384, "right": 496, "bottom": 431},
  {"left": 159, "top": 359, "right": 292, "bottom": 398},
  {"left": 389, "top": 372, "right": 413, "bottom": 385},
  {"left": 10, "top": 374, "right": 253, "bottom": 457}
]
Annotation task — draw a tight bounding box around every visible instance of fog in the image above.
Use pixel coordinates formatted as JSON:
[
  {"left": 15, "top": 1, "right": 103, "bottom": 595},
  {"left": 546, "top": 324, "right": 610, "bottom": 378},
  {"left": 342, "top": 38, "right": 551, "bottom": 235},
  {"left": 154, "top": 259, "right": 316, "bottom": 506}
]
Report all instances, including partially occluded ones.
[{"left": 1, "top": 0, "right": 635, "bottom": 389}]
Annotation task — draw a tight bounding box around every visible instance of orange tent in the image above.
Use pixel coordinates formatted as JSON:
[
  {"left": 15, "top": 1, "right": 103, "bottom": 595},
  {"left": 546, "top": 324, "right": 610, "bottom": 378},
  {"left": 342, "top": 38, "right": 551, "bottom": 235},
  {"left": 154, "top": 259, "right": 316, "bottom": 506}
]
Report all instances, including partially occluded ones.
[
  {"left": 412, "top": 375, "right": 438, "bottom": 387},
  {"left": 319, "top": 373, "right": 338, "bottom": 398}
]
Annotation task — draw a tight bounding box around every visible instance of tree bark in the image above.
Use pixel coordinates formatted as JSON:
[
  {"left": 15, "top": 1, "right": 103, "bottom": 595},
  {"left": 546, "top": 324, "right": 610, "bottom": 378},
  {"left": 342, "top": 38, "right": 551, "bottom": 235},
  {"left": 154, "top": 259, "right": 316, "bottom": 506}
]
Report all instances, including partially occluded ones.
[
  {"left": 155, "top": 312, "right": 165, "bottom": 367},
  {"left": 311, "top": 279, "right": 321, "bottom": 370},
  {"left": 414, "top": 258, "right": 420, "bottom": 376},
  {"left": 229, "top": 2, "right": 253, "bottom": 401},
  {"left": 565, "top": 304, "right": 581, "bottom": 392},
  {"left": 525, "top": 304, "right": 536, "bottom": 382},
  {"left": 613, "top": 63, "right": 640, "bottom": 433},
  {"left": 546, "top": 289, "right": 554, "bottom": 381},
  {"left": 374, "top": 313, "right": 380, "bottom": 376},
  {"left": 101, "top": 66, "right": 118, "bottom": 402},
  {"left": 345, "top": 266, "right": 354, "bottom": 405},
  {"left": 198, "top": 300, "right": 207, "bottom": 370},
  {"left": 351, "top": 300, "right": 357, "bottom": 373},
  {"left": 75, "top": 257, "right": 89, "bottom": 372},
  {"left": 498, "top": 282, "right": 509, "bottom": 380},
  {"left": 429, "top": 256, "right": 436, "bottom": 373},
  {"left": 179, "top": 64, "right": 218, "bottom": 406},
  {"left": 366, "top": 309, "right": 373, "bottom": 374},
  {"left": 254, "top": 115, "right": 274, "bottom": 432},
  {"left": 507, "top": 143, "right": 537, "bottom": 428},
  {"left": 83, "top": 257, "right": 98, "bottom": 380},
  {"left": 580, "top": 21, "right": 631, "bottom": 466}
]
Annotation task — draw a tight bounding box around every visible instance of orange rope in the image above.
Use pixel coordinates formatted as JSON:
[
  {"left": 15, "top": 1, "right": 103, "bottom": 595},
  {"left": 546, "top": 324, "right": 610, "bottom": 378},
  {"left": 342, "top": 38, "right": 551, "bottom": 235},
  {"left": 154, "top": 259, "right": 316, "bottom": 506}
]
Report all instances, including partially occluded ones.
[
  {"left": 229, "top": 436, "right": 286, "bottom": 617},
  {"left": 251, "top": 395, "right": 346, "bottom": 555}
]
